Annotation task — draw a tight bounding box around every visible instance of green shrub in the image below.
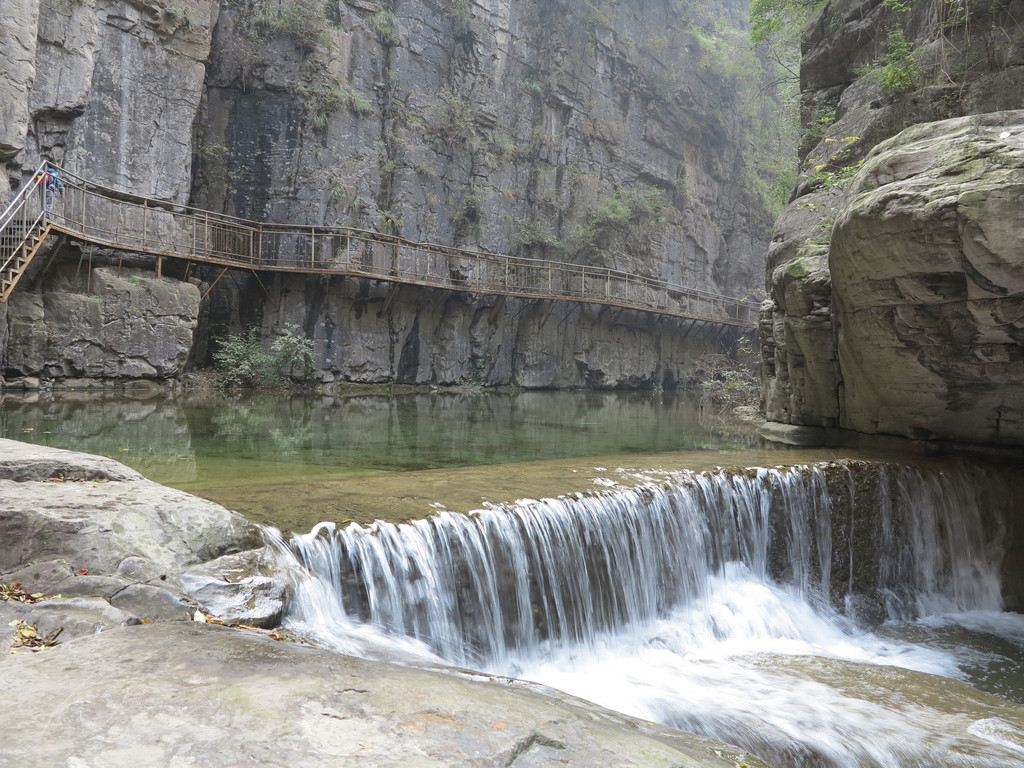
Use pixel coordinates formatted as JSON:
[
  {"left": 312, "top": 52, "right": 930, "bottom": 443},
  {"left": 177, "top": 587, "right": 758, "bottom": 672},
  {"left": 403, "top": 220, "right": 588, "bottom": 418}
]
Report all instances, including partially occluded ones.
[
  {"left": 369, "top": 9, "right": 399, "bottom": 45},
  {"left": 697, "top": 347, "right": 762, "bottom": 416},
  {"left": 878, "top": 28, "right": 921, "bottom": 101},
  {"left": 248, "top": 0, "right": 331, "bottom": 51},
  {"left": 570, "top": 184, "right": 670, "bottom": 265},
  {"left": 214, "top": 325, "right": 314, "bottom": 388}
]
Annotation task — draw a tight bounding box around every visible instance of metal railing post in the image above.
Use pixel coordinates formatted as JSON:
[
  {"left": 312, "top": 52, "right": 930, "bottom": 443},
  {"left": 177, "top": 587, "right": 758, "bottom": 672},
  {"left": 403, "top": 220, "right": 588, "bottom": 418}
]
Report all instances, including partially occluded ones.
[{"left": 82, "top": 182, "right": 88, "bottom": 238}]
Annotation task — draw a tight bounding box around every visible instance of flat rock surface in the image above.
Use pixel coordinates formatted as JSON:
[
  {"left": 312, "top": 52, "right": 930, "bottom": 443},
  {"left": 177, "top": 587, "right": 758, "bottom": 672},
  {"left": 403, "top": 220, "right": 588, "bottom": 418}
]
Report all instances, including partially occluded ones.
[{"left": 0, "top": 622, "right": 769, "bottom": 768}]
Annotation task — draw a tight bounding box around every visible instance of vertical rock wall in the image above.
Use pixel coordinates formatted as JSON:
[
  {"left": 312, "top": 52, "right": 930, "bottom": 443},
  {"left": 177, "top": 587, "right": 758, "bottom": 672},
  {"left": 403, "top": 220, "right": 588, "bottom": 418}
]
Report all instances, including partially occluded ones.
[
  {"left": 202, "top": 271, "right": 744, "bottom": 388},
  {"left": 1, "top": 0, "right": 776, "bottom": 387},
  {"left": 761, "top": 0, "right": 1024, "bottom": 445},
  {"left": 1, "top": 0, "right": 217, "bottom": 203},
  {"left": 196, "top": 0, "right": 774, "bottom": 296}
]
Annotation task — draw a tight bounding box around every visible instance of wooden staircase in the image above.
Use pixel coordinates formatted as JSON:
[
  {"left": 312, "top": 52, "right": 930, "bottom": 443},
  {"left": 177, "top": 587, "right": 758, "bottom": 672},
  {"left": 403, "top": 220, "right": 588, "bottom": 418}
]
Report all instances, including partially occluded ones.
[
  {"left": 0, "top": 162, "right": 52, "bottom": 302},
  {"left": 1, "top": 221, "right": 51, "bottom": 301}
]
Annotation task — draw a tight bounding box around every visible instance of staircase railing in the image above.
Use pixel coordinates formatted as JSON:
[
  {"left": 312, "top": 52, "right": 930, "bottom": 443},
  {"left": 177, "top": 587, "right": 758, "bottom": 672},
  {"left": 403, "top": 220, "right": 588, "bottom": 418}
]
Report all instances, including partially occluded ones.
[{"left": 0, "top": 162, "right": 51, "bottom": 298}]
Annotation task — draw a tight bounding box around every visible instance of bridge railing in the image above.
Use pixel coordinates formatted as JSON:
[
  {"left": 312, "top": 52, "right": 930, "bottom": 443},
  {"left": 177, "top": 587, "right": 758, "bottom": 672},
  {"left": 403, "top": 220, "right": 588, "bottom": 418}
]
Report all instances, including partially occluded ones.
[{"left": 48, "top": 166, "right": 759, "bottom": 326}]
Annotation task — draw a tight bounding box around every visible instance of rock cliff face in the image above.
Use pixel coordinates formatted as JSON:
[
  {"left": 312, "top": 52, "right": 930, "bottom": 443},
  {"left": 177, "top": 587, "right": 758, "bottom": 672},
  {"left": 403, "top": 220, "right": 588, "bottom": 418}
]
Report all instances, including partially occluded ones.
[
  {"left": 5, "top": 264, "right": 200, "bottom": 385},
  {"left": 761, "top": 0, "right": 1024, "bottom": 445},
  {"left": 1, "top": 0, "right": 775, "bottom": 388},
  {"left": 203, "top": 271, "right": 738, "bottom": 388}
]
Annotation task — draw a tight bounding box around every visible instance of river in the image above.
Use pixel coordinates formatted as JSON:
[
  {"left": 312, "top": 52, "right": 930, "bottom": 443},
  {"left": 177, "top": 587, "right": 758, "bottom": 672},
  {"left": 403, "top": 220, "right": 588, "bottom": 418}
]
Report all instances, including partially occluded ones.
[{"left": 3, "top": 389, "right": 1023, "bottom": 767}]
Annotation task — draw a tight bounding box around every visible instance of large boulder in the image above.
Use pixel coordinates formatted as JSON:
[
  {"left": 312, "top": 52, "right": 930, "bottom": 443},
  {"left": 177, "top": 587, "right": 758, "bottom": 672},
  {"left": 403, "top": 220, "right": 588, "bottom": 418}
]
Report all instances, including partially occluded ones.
[
  {"left": 0, "top": 438, "right": 274, "bottom": 634},
  {"left": 830, "top": 112, "right": 1024, "bottom": 444},
  {"left": 0, "top": 621, "right": 770, "bottom": 768},
  {"left": 761, "top": 187, "right": 844, "bottom": 427},
  {"left": 0, "top": 438, "right": 261, "bottom": 577},
  {"left": 761, "top": 0, "right": 1024, "bottom": 445}
]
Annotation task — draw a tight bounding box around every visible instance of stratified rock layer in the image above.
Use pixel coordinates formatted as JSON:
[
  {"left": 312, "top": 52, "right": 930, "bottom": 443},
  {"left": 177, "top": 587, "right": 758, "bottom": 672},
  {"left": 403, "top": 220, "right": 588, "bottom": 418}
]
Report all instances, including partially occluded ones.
[
  {"left": 217, "top": 273, "right": 736, "bottom": 388},
  {"left": 4, "top": 266, "right": 200, "bottom": 383},
  {"left": 831, "top": 113, "right": 1024, "bottom": 444},
  {"left": 761, "top": 0, "right": 1024, "bottom": 446}
]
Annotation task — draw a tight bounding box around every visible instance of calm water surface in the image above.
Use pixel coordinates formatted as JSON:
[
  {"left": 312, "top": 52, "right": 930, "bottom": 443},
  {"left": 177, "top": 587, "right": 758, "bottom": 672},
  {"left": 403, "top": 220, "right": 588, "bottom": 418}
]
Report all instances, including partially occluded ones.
[
  {"left": 0, "top": 389, "right": 770, "bottom": 482},
  {"left": 0, "top": 389, "right": 808, "bottom": 527}
]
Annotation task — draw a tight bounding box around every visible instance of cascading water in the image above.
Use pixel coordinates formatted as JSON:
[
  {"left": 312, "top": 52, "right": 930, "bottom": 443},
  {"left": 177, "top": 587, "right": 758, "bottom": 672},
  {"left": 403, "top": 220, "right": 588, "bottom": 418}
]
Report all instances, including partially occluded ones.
[{"left": 271, "top": 461, "right": 1024, "bottom": 768}]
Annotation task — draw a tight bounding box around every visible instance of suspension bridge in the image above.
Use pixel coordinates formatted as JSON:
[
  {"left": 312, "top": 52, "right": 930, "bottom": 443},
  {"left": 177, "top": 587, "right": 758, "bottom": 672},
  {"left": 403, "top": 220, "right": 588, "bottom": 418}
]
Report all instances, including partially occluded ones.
[{"left": 0, "top": 163, "right": 758, "bottom": 329}]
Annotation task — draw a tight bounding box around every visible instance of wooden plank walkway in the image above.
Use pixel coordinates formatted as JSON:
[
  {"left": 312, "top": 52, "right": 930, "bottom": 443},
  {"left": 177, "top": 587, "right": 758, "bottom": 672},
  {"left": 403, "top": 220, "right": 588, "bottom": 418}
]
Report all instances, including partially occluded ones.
[{"left": 1, "top": 165, "right": 759, "bottom": 328}]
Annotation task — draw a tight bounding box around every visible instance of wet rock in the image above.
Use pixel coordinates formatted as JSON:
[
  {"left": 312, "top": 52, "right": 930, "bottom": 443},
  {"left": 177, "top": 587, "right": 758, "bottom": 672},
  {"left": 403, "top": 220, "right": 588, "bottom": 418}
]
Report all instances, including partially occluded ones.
[
  {"left": 0, "top": 596, "right": 135, "bottom": 642},
  {"left": 758, "top": 421, "right": 828, "bottom": 447},
  {"left": 181, "top": 550, "right": 286, "bottom": 628},
  {"left": 109, "top": 583, "right": 192, "bottom": 622},
  {"left": 0, "top": 622, "right": 771, "bottom": 768}
]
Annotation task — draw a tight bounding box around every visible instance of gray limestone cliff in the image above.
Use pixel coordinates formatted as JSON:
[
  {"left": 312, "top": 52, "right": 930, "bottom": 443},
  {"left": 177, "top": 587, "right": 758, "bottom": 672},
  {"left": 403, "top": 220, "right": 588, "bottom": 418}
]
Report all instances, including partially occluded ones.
[
  {"left": 761, "top": 0, "right": 1024, "bottom": 446},
  {"left": 1, "top": 0, "right": 778, "bottom": 389}
]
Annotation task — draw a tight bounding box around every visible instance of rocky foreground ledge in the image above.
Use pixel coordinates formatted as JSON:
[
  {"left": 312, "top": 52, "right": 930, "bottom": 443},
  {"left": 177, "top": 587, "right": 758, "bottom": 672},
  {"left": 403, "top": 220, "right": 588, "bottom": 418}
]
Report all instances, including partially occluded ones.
[{"left": 0, "top": 439, "right": 769, "bottom": 768}]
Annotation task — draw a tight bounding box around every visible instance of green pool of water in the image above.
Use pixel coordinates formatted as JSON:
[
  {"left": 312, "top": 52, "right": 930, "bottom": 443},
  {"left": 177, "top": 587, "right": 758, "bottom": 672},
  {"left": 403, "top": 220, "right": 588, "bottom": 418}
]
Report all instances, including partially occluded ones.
[{"left": 0, "top": 388, "right": 778, "bottom": 492}]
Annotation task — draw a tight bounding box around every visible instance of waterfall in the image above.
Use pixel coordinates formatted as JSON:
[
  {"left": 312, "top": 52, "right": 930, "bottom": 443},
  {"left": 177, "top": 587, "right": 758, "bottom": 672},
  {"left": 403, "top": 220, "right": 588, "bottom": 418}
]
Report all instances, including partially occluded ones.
[
  {"left": 281, "top": 467, "right": 830, "bottom": 666},
  {"left": 271, "top": 460, "right": 1022, "bottom": 768},
  {"left": 281, "top": 462, "right": 1008, "bottom": 664}
]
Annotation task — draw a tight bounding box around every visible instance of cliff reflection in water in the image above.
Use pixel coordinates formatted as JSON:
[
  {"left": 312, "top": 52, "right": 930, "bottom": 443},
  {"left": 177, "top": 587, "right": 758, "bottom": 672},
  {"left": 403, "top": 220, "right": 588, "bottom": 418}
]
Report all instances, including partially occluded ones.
[{"left": 0, "top": 389, "right": 770, "bottom": 490}]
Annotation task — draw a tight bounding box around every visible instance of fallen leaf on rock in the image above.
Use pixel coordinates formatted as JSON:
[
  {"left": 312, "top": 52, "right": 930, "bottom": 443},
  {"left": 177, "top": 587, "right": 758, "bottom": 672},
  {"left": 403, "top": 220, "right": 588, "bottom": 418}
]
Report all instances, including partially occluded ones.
[
  {"left": 0, "top": 583, "right": 47, "bottom": 604},
  {"left": 9, "top": 620, "right": 62, "bottom": 652}
]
